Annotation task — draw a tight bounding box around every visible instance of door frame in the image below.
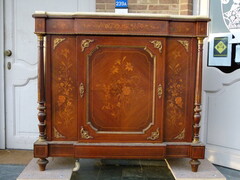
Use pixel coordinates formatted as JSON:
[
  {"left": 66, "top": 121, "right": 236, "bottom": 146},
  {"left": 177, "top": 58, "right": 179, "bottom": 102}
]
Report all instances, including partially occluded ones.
[
  {"left": 199, "top": 0, "right": 210, "bottom": 144},
  {"left": 0, "top": 0, "right": 6, "bottom": 149}
]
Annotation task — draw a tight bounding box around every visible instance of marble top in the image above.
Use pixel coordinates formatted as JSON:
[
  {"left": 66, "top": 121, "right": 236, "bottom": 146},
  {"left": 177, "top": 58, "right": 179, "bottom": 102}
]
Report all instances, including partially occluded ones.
[{"left": 33, "top": 11, "right": 210, "bottom": 21}]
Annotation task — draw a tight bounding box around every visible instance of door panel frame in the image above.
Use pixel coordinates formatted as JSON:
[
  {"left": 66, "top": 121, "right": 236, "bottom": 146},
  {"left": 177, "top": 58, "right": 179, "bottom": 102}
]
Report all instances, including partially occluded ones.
[{"left": 0, "top": 0, "right": 6, "bottom": 149}]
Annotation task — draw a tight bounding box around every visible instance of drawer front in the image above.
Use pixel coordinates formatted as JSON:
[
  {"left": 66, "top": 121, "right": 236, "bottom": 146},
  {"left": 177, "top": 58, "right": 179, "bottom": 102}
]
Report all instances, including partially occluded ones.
[{"left": 78, "top": 36, "right": 165, "bottom": 143}]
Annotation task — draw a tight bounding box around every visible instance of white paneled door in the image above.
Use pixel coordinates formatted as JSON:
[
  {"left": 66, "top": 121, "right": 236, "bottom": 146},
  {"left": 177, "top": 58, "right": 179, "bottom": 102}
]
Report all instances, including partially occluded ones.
[
  {"left": 201, "top": 0, "right": 240, "bottom": 170},
  {"left": 202, "top": 66, "right": 240, "bottom": 170},
  {"left": 3, "top": 0, "right": 95, "bottom": 149}
]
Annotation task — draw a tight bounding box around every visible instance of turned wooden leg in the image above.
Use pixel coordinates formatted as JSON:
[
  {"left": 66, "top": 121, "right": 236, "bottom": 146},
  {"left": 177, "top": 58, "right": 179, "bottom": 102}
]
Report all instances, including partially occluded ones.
[
  {"left": 37, "top": 158, "right": 49, "bottom": 171},
  {"left": 189, "top": 159, "right": 200, "bottom": 172}
]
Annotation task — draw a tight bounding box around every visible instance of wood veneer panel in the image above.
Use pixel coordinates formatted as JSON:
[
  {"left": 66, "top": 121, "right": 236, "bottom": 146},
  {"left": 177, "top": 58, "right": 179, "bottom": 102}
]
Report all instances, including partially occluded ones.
[
  {"left": 49, "top": 144, "right": 74, "bottom": 157},
  {"left": 51, "top": 36, "right": 78, "bottom": 141},
  {"left": 166, "top": 145, "right": 190, "bottom": 158},
  {"left": 75, "top": 146, "right": 166, "bottom": 159},
  {"left": 164, "top": 38, "right": 194, "bottom": 142},
  {"left": 78, "top": 36, "right": 165, "bottom": 143}
]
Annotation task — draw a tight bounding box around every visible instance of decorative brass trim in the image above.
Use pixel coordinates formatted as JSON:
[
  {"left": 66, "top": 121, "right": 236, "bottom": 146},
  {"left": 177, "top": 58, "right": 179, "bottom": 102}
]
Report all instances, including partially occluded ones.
[
  {"left": 174, "top": 128, "right": 185, "bottom": 140},
  {"left": 53, "top": 38, "right": 65, "bottom": 49},
  {"left": 53, "top": 127, "right": 65, "bottom": 138},
  {"left": 150, "top": 40, "right": 162, "bottom": 53},
  {"left": 147, "top": 128, "right": 159, "bottom": 140},
  {"left": 157, "top": 84, "right": 163, "bottom": 99},
  {"left": 81, "top": 39, "right": 94, "bottom": 52},
  {"left": 79, "top": 83, "right": 85, "bottom": 98},
  {"left": 37, "top": 34, "right": 44, "bottom": 41},
  {"left": 197, "top": 37, "right": 204, "bottom": 45},
  {"left": 177, "top": 40, "right": 189, "bottom": 52},
  {"left": 80, "top": 127, "right": 93, "bottom": 139}
]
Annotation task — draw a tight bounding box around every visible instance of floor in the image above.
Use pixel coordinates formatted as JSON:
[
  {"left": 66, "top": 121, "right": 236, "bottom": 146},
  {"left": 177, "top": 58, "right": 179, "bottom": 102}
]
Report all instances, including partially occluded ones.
[{"left": 0, "top": 150, "right": 240, "bottom": 180}]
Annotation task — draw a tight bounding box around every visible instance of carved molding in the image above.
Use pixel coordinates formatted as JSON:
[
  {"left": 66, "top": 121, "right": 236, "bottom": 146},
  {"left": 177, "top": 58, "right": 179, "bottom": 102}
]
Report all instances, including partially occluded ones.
[
  {"left": 177, "top": 40, "right": 189, "bottom": 52},
  {"left": 150, "top": 40, "right": 162, "bottom": 53},
  {"left": 53, "top": 38, "right": 65, "bottom": 49},
  {"left": 81, "top": 127, "right": 93, "bottom": 139},
  {"left": 174, "top": 128, "right": 185, "bottom": 140},
  {"left": 147, "top": 128, "right": 159, "bottom": 140},
  {"left": 53, "top": 127, "right": 65, "bottom": 138},
  {"left": 81, "top": 39, "right": 94, "bottom": 52}
]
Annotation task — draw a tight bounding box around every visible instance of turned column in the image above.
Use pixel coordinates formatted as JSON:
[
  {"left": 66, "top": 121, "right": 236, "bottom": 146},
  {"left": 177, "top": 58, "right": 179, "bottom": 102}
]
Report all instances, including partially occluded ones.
[
  {"left": 190, "top": 37, "right": 204, "bottom": 172},
  {"left": 193, "top": 37, "right": 204, "bottom": 144},
  {"left": 36, "top": 34, "right": 48, "bottom": 171}
]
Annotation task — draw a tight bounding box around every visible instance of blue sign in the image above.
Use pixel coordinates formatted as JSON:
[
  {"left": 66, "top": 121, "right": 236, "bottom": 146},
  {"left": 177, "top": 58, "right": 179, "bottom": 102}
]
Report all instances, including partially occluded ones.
[{"left": 115, "top": 0, "right": 128, "bottom": 8}]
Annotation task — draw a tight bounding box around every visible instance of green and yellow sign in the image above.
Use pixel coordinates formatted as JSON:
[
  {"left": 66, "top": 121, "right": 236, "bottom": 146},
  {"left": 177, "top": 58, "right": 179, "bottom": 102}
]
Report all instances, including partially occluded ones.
[{"left": 214, "top": 37, "right": 228, "bottom": 57}]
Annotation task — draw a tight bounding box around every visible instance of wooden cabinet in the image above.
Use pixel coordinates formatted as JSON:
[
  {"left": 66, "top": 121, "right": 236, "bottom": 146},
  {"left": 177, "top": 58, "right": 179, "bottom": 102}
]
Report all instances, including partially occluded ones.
[{"left": 33, "top": 12, "right": 209, "bottom": 172}]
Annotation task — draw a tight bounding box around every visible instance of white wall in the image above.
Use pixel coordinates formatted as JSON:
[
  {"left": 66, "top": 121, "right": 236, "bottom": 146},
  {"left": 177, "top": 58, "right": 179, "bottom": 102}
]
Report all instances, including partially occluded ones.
[{"left": 78, "top": 0, "right": 96, "bottom": 12}]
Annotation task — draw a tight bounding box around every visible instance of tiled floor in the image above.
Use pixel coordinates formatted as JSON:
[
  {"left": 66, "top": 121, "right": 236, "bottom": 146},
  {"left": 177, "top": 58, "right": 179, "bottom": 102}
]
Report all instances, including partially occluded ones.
[
  {"left": 0, "top": 150, "right": 240, "bottom": 180},
  {"left": 71, "top": 159, "right": 174, "bottom": 180},
  {"left": 215, "top": 165, "right": 240, "bottom": 180},
  {"left": 0, "top": 164, "right": 25, "bottom": 180}
]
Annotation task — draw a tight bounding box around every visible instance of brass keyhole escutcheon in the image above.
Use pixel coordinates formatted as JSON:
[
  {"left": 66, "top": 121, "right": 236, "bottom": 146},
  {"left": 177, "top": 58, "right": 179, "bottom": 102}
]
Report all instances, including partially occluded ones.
[
  {"left": 79, "top": 83, "right": 85, "bottom": 98},
  {"left": 157, "top": 84, "right": 163, "bottom": 99},
  {"left": 7, "top": 62, "right": 11, "bottom": 70}
]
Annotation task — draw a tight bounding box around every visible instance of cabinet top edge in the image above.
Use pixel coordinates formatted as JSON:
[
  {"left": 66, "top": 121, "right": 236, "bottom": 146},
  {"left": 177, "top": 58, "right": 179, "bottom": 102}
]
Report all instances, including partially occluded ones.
[{"left": 32, "top": 11, "right": 210, "bottom": 21}]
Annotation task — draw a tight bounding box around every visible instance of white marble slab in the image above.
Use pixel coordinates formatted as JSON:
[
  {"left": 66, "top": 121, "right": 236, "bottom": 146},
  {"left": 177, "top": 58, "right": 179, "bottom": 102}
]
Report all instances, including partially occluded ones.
[
  {"left": 17, "top": 158, "right": 75, "bottom": 180},
  {"left": 166, "top": 158, "right": 226, "bottom": 180}
]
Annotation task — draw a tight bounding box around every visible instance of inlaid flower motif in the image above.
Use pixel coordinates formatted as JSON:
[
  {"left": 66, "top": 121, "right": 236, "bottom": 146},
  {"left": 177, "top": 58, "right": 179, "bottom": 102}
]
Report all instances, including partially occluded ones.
[
  {"left": 112, "top": 66, "right": 119, "bottom": 74},
  {"left": 166, "top": 63, "right": 185, "bottom": 128},
  {"left": 125, "top": 62, "right": 133, "bottom": 71},
  {"left": 175, "top": 97, "right": 183, "bottom": 108},
  {"left": 122, "top": 86, "right": 131, "bottom": 96},
  {"left": 57, "top": 95, "right": 66, "bottom": 106},
  {"left": 55, "top": 47, "right": 75, "bottom": 128},
  {"left": 97, "top": 56, "right": 144, "bottom": 120}
]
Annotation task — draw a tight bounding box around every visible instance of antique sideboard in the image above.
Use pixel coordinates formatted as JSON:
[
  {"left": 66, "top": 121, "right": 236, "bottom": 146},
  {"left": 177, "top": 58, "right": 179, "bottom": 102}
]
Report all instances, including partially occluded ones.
[{"left": 33, "top": 12, "right": 209, "bottom": 172}]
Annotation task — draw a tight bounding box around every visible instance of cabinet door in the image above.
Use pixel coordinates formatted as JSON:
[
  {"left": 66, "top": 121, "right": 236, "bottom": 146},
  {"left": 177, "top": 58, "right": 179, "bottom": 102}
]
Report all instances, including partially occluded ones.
[{"left": 78, "top": 36, "right": 165, "bottom": 143}]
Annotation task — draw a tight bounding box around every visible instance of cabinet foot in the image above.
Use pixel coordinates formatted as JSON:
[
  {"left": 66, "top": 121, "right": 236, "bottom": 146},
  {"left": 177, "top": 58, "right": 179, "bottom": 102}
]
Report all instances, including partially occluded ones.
[
  {"left": 189, "top": 159, "right": 200, "bottom": 172},
  {"left": 37, "top": 158, "right": 49, "bottom": 171},
  {"left": 72, "top": 159, "right": 80, "bottom": 172}
]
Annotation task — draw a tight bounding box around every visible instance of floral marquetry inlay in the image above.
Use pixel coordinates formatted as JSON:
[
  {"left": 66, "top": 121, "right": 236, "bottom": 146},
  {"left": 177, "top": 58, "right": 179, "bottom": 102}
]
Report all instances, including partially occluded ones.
[
  {"left": 164, "top": 39, "right": 191, "bottom": 141},
  {"left": 96, "top": 56, "right": 145, "bottom": 120},
  {"left": 166, "top": 63, "right": 185, "bottom": 128},
  {"left": 82, "top": 21, "right": 166, "bottom": 32},
  {"left": 88, "top": 42, "right": 155, "bottom": 133},
  {"left": 55, "top": 48, "right": 75, "bottom": 127}
]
